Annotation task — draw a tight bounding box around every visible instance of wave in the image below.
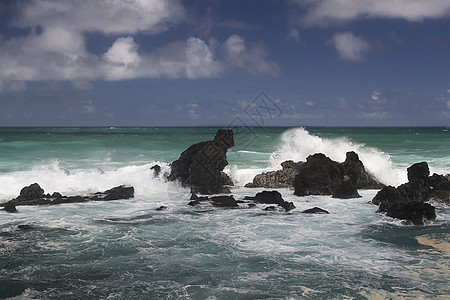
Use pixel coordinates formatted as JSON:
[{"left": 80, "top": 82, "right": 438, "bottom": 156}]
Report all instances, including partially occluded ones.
[
  {"left": 0, "top": 160, "right": 172, "bottom": 200},
  {"left": 267, "top": 128, "right": 405, "bottom": 186}
]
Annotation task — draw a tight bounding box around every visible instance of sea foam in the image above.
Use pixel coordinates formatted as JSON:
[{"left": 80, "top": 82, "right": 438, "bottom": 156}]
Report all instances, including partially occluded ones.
[
  {"left": 269, "top": 128, "right": 405, "bottom": 185},
  {"left": 228, "top": 128, "right": 405, "bottom": 187}
]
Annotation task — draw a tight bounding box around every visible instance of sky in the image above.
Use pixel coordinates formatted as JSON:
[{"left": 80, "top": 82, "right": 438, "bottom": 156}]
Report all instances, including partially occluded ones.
[{"left": 0, "top": 0, "right": 449, "bottom": 127}]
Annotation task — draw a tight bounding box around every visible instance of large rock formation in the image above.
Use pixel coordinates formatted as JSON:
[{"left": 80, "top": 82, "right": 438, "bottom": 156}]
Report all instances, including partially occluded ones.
[
  {"left": 168, "top": 129, "right": 234, "bottom": 194},
  {"left": 245, "top": 151, "right": 382, "bottom": 199},
  {"left": 1, "top": 183, "right": 134, "bottom": 212},
  {"left": 372, "top": 162, "right": 449, "bottom": 225}
]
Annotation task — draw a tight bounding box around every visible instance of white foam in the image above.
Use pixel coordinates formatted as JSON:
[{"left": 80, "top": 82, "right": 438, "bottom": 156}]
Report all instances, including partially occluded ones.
[
  {"left": 0, "top": 160, "right": 171, "bottom": 200},
  {"left": 268, "top": 128, "right": 405, "bottom": 186}
]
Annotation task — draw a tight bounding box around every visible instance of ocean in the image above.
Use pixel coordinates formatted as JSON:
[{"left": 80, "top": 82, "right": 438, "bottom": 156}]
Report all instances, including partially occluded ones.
[{"left": 0, "top": 127, "right": 449, "bottom": 299}]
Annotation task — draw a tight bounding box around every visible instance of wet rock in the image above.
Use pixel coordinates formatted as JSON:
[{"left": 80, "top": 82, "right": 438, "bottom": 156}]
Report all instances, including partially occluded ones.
[
  {"left": 3, "top": 202, "right": 17, "bottom": 213},
  {"left": 247, "top": 152, "right": 382, "bottom": 195},
  {"left": 341, "top": 151, "right": 384, "bottom": 189},
  {"left": 168, "top": 129, "right": 234, "bottom": 194},
  {"left": 0, "top": 184, "right": 135, "bottom": 211},
  {"left": 294, "top": 154, "right": 342, "bottom": 196},
  {"left": 385, "top": 202, "right": 436, "bottom": 225},
  {"left": 156, "top": 206, "right": 167, "bottom": 211},
  {"left": 407, "top": 162, "right": 429, "bottom": 182},
  {"left": 244, "top": 160, "right": 302, "bottom": 188},
  {"left": 372, "top": 162, "right": 449, "bottom": 224},
  {"left": 210, "top": 196, "right": 239, "bottom": 207},
  {"left": 221, "top": 172, "right": 234, "bottom": 186},
  {"left": 332, "top": 176, "right": 361, "bottom": 199},
  {"left": 95, "top": 185, "right": 135, "bottom": 201},
  {"left": 246, "top": 190, "right": 295, "bottom": 212},
  {"left": 301, "top": 207, "right": 330, "bottom": 214},
  {"left": 19, "top": 183, "right": 44, "bottom": 200}
]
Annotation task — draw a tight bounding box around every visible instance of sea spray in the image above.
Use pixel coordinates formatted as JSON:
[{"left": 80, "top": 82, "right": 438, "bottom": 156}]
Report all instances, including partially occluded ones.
[
  {"left": 269, "top": 128, "right": 405, "bottom": 185},
  {"left": 0, "top": 160, "right": 172, "bottom": 199}
]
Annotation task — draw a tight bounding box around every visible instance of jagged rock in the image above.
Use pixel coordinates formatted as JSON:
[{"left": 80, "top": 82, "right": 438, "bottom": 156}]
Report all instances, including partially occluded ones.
[
  {"left": 372, "top": 162, "right": 449, "bottom": 224},
  {"left": 210, "top": 196, "right": 239, "bottom": 207},
  {"left": 245, "top": 160, "right": 302, "bottom": 188},
  {"left": 341, "top": 151, "right": 384, "bottom": 189},
  {"left": 221, "top": 172, "right": 234, "bottom": 186},
  {"left": 294, "top": 154, "right": 342, "bottom": 196},
  {"left": 301, "top": 207, "right": 330, "bottom": 214},
  {"left": 332, "top": 175, "right": 361, "bottom": 199},
  {"left": 168, "top": 129, "right": 234, "bottom": 194},
  {"left": 95, "top": 185, "right": 135, "bottom": 201},
  {"left": 407, "top": 162, "right": 429, "bottom": 182},
  {"left": 246, "top": 152, "right": 382, "bottom": 194},
  {"left": 372, "top": 186, "right": 404, "bottom": 211},
  {"left": 245, "top": 190, "right": 295, "bottom": 212},
  {"left": 385, "top": 202, "right": 436, "bottom": 225},
  {"left": 19, "top": 183, "right": 44, "bottom": 200}
]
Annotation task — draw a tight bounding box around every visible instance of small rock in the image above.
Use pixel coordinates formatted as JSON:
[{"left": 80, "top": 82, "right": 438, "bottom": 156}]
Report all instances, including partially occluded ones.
[{"left": 301, "top": 207, "right": 330, "bottom": 214}]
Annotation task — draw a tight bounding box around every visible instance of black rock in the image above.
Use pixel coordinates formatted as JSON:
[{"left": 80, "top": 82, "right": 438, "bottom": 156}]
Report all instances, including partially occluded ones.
[
  {"left": 372, "top": 186, "right": 405, "bottom": 212},
  {"left": 301, "top": 207, "right": 330, "bottom": 214},
  {"left": 96, "top": 185, "right": 135, "bottom": 201},
  {"left": 156, "top": 206, "right": 167, "bottom": 211},
  {"left": 407, "top": 162, "right": 429, "bottom": 182},
  {"left": 332, "top": 176, "right": 361, "bottom": 199},
  {"left": 3, "top": 202, "right": 17, "bottom": 213},
  {"left": 385, "top": 202, "right": 436, "bottom": 225},
  {"left": 248, "top": 190, "right": 295, "bottom": 212},
  {"left": 210, "top": 196, "right": 239, "bottom": 207},
  {"left": 341, "top": 151, "right": 384, "bottom": 189},
  {"left": 19, "top": 183, "right": 44, "bottom": 200},
  {"left": 168, "top": 129, "right": 234, "bottom": 194},
  {"left": 294, "top": 153, "right": 342, "bottom": 196}
]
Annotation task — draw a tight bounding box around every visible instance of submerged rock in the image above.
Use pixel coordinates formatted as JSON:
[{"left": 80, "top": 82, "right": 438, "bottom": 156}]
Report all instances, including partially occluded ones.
[{"left": 168, "top": 129, "right": 234, "bottom": 194}]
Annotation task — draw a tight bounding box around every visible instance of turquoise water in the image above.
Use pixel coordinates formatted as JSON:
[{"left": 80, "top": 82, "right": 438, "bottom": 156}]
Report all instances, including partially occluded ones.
[{"left": 0, "top": 127, "right": 449, "bottom": 299}]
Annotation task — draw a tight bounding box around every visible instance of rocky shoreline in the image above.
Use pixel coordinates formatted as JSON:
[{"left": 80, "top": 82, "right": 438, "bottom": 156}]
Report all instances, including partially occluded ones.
[{"left": 2, "top": 129, "right": 449, "bottom": 226}]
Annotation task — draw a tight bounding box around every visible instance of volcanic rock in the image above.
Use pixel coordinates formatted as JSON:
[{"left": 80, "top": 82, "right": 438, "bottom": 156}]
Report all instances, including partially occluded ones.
[{"left": 168, "top": 129, "right": 234, "bottom": 194}]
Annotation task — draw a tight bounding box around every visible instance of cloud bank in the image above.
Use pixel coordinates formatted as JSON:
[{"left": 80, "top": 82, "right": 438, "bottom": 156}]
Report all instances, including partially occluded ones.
[{"left": 0, "top": 0, "right": 279, "bottom": 86}]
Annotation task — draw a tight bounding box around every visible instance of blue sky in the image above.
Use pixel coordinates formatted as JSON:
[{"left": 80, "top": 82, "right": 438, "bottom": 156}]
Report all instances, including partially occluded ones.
[{"left": 0, "top": 0, "right": 449, "bottom": 126}]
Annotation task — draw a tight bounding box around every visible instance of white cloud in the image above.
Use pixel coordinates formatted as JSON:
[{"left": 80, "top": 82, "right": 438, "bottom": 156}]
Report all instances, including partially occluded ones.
[
  {"left": 371, "top": 90, "right": 387, "bottom": 103},
  {"left": 329, "top": 32, "right": 369, "bottom": 62},
  {"left": 15, "top": 0, "right": 185, "bottom": 35},
  {"left": 293, "top": 0, "right": 450, "bottom": 26},
  {"left": 223, "top": 34, "right": 280, "bottom": 75},
  {"left": 0, "top": 1, "right": 279, "bottom": 87}
]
